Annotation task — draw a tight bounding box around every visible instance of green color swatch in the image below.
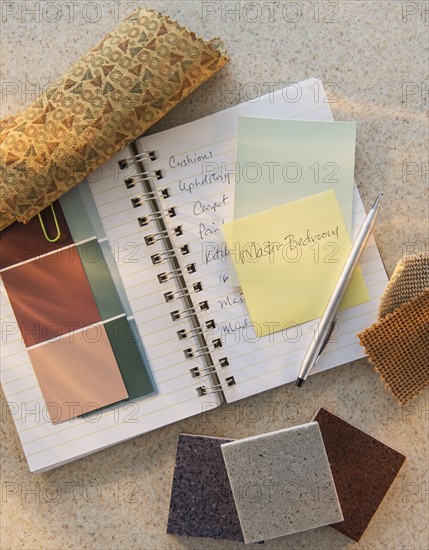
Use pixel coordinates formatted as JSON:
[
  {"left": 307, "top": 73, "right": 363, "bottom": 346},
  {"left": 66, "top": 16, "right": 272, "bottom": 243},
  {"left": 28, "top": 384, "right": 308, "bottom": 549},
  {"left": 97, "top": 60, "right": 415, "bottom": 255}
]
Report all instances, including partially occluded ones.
[
  {"left": 235, "top": 117, "right": 356, "bottom": 231},
  {"left": 77, "top": 239, "right": 124, "bottom": 321},
  {"left": 105, "top": 316, "right": 156, "bottom": 400},
  {"left": 231, "top": 117, "right": 357, "bottom": 285},
  {"left": 59, "top": 183, "right": 98, "bottom": 242}
]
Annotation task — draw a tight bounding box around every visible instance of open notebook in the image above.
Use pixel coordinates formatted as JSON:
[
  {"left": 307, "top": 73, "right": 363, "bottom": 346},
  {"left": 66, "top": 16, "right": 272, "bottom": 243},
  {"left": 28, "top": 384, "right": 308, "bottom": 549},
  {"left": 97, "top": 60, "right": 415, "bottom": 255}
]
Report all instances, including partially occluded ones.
[{"left": 0, "top": 78, "right": 388, "bottom": 472}]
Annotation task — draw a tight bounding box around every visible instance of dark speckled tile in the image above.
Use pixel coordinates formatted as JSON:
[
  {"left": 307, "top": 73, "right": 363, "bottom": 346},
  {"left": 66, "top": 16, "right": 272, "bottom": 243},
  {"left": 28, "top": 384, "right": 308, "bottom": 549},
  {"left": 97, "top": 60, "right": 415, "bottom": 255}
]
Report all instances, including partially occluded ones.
[
  {"left": 315, "top": 408, "right": 406, "bottom": 542},
  {"left": 166, "top": 434, "right": 244, "bottom": 542}
]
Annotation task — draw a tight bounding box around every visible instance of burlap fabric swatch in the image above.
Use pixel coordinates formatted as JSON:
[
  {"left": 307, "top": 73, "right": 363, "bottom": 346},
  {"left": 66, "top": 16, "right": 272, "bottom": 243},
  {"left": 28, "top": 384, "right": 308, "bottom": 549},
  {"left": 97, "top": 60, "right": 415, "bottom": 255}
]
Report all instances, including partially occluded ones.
[
  {"left": 0, "top": 8, "right": 229, "bottom": 230},
  {"left": 359, "top": 254, "right": 429, "bottom": 404},
  {"left": 378, "top": 253, "right": 429, "bottom": 317}
]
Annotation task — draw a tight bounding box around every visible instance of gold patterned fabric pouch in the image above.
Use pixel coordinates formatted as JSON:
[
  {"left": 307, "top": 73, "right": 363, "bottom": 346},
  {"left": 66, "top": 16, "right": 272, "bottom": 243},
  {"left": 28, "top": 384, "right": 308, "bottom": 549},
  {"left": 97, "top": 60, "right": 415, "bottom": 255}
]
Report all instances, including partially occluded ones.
[
  {"left": 0, "top": 8, "right": 229, "bottom": 230},
  {"left": 359, "top": 254, "right": 429, "bottom": 404}
]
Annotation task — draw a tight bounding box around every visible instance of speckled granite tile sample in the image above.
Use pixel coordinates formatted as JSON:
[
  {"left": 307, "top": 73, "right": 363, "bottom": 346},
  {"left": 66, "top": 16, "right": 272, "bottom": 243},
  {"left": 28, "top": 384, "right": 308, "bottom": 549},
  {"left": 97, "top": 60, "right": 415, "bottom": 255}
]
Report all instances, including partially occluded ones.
[
  {"left": 167, "top": 434, "right": 244, "bottom": 542},
  {"left": 315, "top": 408, "right": 406, "bottom": 541},
  {"left": 221, "top": 422, "right": 343, "bottom": 543}
]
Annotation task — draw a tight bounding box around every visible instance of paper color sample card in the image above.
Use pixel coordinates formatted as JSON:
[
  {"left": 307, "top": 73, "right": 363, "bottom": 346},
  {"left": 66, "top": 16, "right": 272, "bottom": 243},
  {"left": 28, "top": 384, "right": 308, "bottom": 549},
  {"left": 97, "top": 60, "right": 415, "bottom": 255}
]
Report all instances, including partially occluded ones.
[
  {"left": 234, "top": 118, "right": 356, "bottom": 230},
  {"left": 0, "top": 206, "right": 74, "bottom": 269},
  {"left": 1, "top": 245, "right": 102, "bottom": 347},
  {"left": 0, "top": 197, "right": 155, "bottom": 424},
  {"left": 223, "top": 190, "right": 369, "bottom": 336},
  {"left": 28, "top": 325, "right": 128, "bottom": 424}
]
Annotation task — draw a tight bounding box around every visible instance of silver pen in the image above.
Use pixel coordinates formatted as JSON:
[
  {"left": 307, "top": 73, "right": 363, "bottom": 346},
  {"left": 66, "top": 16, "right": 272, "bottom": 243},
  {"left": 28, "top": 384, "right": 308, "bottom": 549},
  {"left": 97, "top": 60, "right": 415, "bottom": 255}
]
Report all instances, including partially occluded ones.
[{"left": 296, "top": 192, "right": 383, "bottom": 387}]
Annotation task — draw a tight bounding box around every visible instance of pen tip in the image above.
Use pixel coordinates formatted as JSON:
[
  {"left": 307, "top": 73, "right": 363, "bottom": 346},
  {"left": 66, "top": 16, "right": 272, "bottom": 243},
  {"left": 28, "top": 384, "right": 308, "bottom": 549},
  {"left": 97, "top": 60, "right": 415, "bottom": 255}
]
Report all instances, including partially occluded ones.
[
  {"left": 372, "top": 193, "right": 384, "bottom": 210},
  {"left": 296, "top": 378, "right": 305, "bottom": 388}
]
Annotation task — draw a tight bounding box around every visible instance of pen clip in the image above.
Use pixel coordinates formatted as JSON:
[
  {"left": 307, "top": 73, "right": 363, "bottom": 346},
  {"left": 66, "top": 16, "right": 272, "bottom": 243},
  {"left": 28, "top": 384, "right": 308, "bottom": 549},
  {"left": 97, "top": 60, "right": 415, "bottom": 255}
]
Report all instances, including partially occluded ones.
[{"left": 314, "top": 318, "right": 337, "bottom": 364}]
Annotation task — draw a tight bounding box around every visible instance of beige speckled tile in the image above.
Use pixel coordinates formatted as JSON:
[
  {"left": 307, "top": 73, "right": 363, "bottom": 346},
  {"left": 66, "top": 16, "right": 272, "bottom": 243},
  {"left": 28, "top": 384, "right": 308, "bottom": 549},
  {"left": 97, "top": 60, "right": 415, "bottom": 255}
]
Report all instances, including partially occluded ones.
[{"left": 221, "top": 423, "right": 343, "bottom": 543}]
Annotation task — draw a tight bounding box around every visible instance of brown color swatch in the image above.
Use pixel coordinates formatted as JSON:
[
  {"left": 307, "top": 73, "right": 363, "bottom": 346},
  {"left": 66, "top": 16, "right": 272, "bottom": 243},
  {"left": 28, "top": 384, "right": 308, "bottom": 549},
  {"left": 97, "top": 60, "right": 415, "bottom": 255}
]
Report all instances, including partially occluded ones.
[
  {"left": 0, "top": 201, "right": 74, "bottom": 269},
  {"left": 359, "top": 290, "right": 429, "bottom": 404},
  {"left": 1, "top": 245, "right": 101, "bottom": 347},
  {"left": 0, "top": 8, "right": 229, "bottom": 230},
  {"left": 28, "top": 324, "right": 128, "bottom": 423},
  {"left": 315, "top": 408, "right": 406, "bottom": 541}
]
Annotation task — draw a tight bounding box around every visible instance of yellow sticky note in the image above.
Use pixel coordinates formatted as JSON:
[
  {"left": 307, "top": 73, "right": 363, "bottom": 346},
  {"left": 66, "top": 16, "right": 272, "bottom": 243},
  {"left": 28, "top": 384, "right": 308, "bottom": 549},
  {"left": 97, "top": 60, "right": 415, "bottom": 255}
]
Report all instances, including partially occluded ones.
[{"left": 223, "top": 190, "right": 369, "bottom": 336}]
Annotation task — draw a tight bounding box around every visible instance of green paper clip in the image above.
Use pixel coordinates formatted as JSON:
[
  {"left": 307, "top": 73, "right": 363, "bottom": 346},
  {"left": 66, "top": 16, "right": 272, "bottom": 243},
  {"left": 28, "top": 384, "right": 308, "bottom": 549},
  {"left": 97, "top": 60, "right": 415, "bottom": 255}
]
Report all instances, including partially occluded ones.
[{"left": 38, "top": 204, "right": 61, "bottom": 243}]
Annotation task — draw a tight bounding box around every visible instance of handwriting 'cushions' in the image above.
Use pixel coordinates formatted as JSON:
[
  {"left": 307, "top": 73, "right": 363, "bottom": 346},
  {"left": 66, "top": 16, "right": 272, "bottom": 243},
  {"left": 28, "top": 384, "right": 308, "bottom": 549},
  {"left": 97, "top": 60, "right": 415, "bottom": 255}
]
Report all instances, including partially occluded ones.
[
  {"left": 315, "top": 408, "right": 406, "bottom": 541},
  {"left": 28, "top": 324, "right": 128, "bottom": 423},
  {"left": 221, "top": 423, "right": 343, "bottom": 543},
  {"left": 1, "top": 245, "right": 101, "bottom": 347}
]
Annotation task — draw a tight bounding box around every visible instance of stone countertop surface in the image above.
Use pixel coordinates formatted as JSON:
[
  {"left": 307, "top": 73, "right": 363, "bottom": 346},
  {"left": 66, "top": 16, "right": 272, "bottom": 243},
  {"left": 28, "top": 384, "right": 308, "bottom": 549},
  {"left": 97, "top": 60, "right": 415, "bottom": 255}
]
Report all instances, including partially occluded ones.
[{"left": 1, "top": 1, "right": 428, "bottom": 549}]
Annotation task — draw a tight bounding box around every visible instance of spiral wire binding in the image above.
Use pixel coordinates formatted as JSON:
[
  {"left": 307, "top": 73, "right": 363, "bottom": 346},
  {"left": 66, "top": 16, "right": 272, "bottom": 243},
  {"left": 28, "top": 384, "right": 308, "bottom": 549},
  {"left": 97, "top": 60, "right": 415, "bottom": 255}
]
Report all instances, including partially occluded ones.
[
  {"left": 118, "top": 150, "right": 159, "bottom": 169},
  {"left": 119, "top": 144, "right": 234, "bottom": 397},
  {"left": 145, "top": 230, "right": 169, "bottom": 245},
  {"left": 137, "top": 212, "right": 163, "bottom": 227},
  {"left": 177, "top": 326, "right": 203, "bottom": 340},
  {"left": 158, "top": 268, "right": 183, "bottom": 284},
  {"left": 196, "top": 377, "right": 236, "bottom": 396},
  {"left": 150, "top": 248, "right": 177, "bottom": 265},
  {"left": 190, "top": 365, "right": 218, "bottom": 378}
]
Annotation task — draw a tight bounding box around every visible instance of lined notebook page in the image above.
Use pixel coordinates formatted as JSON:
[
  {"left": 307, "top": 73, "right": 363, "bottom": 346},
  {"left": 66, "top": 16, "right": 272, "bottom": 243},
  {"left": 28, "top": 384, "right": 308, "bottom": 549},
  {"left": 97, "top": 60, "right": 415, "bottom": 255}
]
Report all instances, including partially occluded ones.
[
  {"left": 137, "top": 78, "right": 388, "bottom": 402},
  {"left": 0, "top": 145, "right": 220, "bottom": 473}
]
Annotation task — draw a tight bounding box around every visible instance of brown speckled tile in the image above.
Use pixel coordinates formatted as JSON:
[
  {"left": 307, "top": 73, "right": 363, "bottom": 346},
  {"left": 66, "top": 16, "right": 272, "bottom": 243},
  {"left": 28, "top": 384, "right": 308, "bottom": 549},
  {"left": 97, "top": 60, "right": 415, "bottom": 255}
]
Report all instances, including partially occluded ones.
[{"left": 315, "top": 408, "right": 406, "bottom": 541}]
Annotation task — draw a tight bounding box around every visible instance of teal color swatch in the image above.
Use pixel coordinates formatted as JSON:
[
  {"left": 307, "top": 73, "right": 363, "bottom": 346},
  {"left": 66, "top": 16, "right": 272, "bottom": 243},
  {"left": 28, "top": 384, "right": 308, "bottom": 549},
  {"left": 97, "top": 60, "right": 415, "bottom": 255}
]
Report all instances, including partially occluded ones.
[
  {"left": 77, "top": 239, "right": 124, "bottom": 321},
  {"left": 61, "top": 181, "right": 132, "bottom": 315},
  {"left": 59, "top": 183, "right": 98, "bottom": 242},
  {"left": 104, "top": 316, "right": 156, "bottom": 400}
]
